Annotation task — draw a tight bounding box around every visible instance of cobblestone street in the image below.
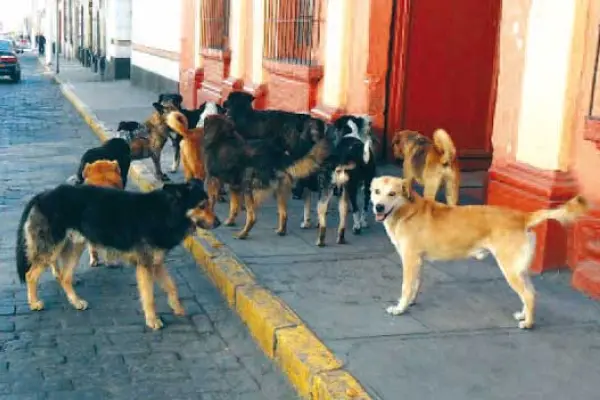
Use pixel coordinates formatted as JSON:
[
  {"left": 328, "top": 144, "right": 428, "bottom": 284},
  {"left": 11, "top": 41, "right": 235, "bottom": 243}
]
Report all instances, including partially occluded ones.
[{"left": 0, "top": 55, "right": 298, "bottom": 400}]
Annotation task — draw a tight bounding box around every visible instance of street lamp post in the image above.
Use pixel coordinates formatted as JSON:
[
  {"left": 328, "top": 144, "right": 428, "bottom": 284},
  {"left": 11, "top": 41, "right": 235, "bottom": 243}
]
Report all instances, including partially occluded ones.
[{"left": 55, "top": 0, "right": 60, "bottom": 74}]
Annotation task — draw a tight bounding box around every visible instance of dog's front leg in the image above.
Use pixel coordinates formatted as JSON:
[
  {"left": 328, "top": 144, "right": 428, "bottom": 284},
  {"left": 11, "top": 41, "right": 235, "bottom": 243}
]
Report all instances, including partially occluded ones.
[
  {"left": 275, "top": 185, "right": 289, "bottom": 236},
  {"left": 224, "top": 189, "right": 242, "bottom": 226},
  {"left": 347, "top": 183, "right": 362, "bottom": 234},
  {"left": 151, "top": 152, "right": 169, "bottom": 182},
  {"left": 136, "top": 265, "right": 163, "bottom": 330},
  {"left": 337, "top": 188, "right": 349, "bottom": 244},
  {"left": 301, "top": 188, "right": 312, "bottom": 228},
  {"left": 361, "top": 176, "right": 373, "bottom": 229},
  {"left": 169, "top": 141, "right": 180, "bottom": 173},
  {"left": 154, "top": 263, "right": 185, "bottom": 316},
  {"left": 235, "top": 192, "right": 257, "bottom": 239},
  {"left": 387, "top": 248, "right": 423, "bottom": 316},
  {"left": 316, "top": 189, "right": 333, "bottom": 246}
]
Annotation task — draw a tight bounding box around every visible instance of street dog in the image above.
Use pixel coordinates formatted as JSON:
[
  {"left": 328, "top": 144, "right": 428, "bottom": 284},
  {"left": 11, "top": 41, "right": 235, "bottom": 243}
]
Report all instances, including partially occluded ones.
[
  {"left": 82, "top": 159, "right": 124, "bottom": 268},
  {"left": 127, "top": 102, "right": 174, "bottom": 181},
  {"left": 16, "top": 181, "right": 221, "bottom": 330},
  {"left": 158, "top": 93, "right": 225, "bottom": 173},
  {"left": 116, "top": 120, "right": 143, "bottom": 141},
  {"left": 165, "top": 111, "right": 206, "bottom": 182},
  {"left": 371, "top": 175, "right": 589, "bottom": 329},
  {"left": 391, "top": 128, "right": 460, "bottom": 205},
  {"left": 302, "top": 135, "right": 377, "bottom": 246},
  {"left": 202, "top": 114, "right": 330, "bottom": 239},
  {"left": 292, "top": 114, "right": 377, "bottom": 200},
  {"left": 73, "top": 137, "right": 131, "bottom": 188}
]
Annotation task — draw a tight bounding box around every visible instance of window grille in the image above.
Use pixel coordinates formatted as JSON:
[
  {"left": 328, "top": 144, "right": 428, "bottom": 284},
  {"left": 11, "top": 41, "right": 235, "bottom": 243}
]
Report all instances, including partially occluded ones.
[
  {"left": 200, "top": 0, "right": 230, "bottom": 50},
  {"left": 263, "top": 0, "right": 323, "bottom": 66}
]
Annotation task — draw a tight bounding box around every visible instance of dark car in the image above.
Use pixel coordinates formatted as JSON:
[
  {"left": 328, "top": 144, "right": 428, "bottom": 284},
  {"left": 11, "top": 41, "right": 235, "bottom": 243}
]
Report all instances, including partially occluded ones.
[{"left": 0, "top": 39, "right": 21, "bottom": 82}]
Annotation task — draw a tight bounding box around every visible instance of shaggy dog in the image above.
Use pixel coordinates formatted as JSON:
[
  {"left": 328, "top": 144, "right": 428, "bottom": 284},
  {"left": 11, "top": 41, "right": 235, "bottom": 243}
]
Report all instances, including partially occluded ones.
[{"left": 16, "top": 181, "right": 221, "bottom": 330}]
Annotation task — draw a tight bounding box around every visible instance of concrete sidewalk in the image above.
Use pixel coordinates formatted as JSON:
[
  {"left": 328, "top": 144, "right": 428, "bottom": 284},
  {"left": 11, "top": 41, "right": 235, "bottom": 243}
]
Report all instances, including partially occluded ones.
[{"left": 54, "top": 58, "right": 600, "bottom": 400}]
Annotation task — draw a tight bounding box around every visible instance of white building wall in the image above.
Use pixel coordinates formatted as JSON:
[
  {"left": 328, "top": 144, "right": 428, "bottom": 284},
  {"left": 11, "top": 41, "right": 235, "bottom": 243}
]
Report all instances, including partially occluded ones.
[
  {"left": 106, "top": 0, "right": 131, "bottom": 60},
  {"left": 131, "top": 0, "right": 180, "bottom": 82}
]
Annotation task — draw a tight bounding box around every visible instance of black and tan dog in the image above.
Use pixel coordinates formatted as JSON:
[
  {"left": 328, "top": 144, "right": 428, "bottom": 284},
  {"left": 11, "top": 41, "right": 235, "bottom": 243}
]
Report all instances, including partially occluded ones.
[
  {"left": 16, "top": 181, "right": 221, "bottom": 330},
  {"left": 158, "top": 93, "right": 225, "bottom": 173},
  {"left": 391, "top": 128, "right": 460, "bottom": 205},
  {"left": 203, "top": 114, "right": 330, "bottom": 239}
]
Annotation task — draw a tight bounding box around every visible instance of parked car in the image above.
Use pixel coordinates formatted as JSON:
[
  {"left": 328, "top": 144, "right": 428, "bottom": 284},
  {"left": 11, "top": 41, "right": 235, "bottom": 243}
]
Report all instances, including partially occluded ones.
[{"left": 0, "top": 39, "right": 21, "bottom": 82}]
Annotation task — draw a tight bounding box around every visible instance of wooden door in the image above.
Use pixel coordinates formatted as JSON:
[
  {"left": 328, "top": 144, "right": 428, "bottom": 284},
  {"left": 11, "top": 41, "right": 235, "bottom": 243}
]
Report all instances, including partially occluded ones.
[{"left": 386, "top": 0, "right": 500, "bottom": 170}]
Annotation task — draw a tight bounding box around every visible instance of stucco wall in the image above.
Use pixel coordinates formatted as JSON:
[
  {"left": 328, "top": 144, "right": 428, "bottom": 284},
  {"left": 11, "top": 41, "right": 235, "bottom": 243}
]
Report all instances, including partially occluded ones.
[{"left": 131, "top": 0, "right": 180, "bottom": 82}]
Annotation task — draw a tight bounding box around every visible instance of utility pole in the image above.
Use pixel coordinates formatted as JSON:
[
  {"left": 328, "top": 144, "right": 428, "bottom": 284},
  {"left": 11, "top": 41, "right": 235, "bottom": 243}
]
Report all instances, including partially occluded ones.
[{"left": 55, "top": 0, "right": 60, "bottom": 74}]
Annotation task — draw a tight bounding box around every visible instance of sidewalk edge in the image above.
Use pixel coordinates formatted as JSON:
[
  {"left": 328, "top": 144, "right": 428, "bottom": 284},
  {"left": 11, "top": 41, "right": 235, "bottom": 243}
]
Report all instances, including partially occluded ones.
[{"left": 52, "top": 72, "right": 373, "bottom": 400}]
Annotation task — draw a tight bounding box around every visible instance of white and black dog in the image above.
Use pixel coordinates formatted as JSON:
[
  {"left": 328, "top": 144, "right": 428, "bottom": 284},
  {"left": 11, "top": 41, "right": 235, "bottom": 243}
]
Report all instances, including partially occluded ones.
[{"left": 293, "top": 115, "right": 377, "bottom": 246}]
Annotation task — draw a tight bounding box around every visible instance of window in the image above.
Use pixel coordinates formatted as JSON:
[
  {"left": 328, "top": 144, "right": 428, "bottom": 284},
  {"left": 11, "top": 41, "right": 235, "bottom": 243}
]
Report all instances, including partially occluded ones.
[
  {"left": 263, "top": 0, "right": 323, "bottom": 66},
  {"left": 200, "top": 0, "right": 230, "bottom": 51}
]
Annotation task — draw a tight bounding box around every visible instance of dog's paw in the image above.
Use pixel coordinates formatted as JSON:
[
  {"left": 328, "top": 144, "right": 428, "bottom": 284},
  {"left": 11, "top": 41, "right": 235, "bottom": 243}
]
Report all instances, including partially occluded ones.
[
  {"left": 168, "top": 167, "right": 178, "bottom": 174},
  {"left": 159, "top": 174, "right": 171, "bottom": 182},
  {"left": 275, "top": 229, "right": 287, "bottom": 237},
  {"left": 513, "top": 311, "right": 526, "bottom": 321},
  {"left": 218, "top": 195, "right": 227, "bottom": 203},
  {"left": 29, "top": 301, "right": 45, "bottom": 311},
  {"left": 224, "top": 219, "right": 236, "bottom": 227},
  {"left": 386, "top": 305, "right": 406, "bottom": 316},
  {"left": 352, "top": 226, "right": 361, "bottom": 235},
  {"left": 316, "top": 240, "right": 326, "bottom": 247},
  {"left": 146, "top": 316, "right": 164, "bottom": 330},
  {"left": 235, "top": 231, "right": 249, "bottom": 240},
  {"left": 300, "top": 220, "right": 312, "bottom": 229},
  {"left": 518, "top": 320, "right": 534, "bottom": 330},
  {"left": 169, "top": 300, "right": 185, "bottom": 316},
  {"left": 71, "top": 298, "right": 89, "bottom": 311}
]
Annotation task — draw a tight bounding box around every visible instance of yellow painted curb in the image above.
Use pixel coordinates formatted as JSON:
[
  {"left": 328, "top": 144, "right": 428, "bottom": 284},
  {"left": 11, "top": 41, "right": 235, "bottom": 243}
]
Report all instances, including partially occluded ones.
[{"left": 54, "top": 72, "right": 373, "bottom": 400}]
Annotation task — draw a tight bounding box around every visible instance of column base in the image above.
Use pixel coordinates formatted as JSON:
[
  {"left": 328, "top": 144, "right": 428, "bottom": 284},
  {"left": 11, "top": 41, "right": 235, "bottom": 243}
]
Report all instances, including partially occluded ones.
[
  {"left": 486, "top": 161, "right": 579, "bottom": 274},
  {"left": 570, "top": 208, "right": 600, "bottom": 298},
  {"left": 222, "top": 77, "right": 244, "bottom": 103},
  {"left": 242, "top": 83, "right": 268, "bottom": 110}
]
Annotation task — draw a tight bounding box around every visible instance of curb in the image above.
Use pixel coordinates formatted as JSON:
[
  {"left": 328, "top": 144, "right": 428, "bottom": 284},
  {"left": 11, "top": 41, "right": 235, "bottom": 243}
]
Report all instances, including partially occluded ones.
[{"left": 51, "top": 70, "right": 372, "bottom": 400}]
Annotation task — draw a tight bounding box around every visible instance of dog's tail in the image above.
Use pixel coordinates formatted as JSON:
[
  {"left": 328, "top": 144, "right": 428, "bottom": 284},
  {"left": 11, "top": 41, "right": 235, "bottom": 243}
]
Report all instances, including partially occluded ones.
[
  {"left": 166, "top": 111, "right": 192, "bottom": 139},
  {"left": 432, "top": 128, "right": 456, "bottom": 167},
  {"left": 16, "top": 194, "right": 42, "bottom": 283},
  {"left": 526, "top": 195, "right": 589, "bottom": 229},
  {"left": 283, "top": 139, "right": 331, "bottom": 179}
]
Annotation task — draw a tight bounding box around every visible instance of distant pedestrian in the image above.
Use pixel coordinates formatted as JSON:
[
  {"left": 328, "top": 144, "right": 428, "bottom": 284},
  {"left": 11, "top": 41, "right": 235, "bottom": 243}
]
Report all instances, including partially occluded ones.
[{"left": 38, "top": 34, "right": 46, "bottom": 56}]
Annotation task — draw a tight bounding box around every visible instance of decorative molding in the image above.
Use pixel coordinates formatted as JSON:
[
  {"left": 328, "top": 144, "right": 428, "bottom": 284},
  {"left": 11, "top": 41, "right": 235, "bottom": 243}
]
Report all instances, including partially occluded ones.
[{"left": 131, "top": 43, "right": 179, "bottom": 62}]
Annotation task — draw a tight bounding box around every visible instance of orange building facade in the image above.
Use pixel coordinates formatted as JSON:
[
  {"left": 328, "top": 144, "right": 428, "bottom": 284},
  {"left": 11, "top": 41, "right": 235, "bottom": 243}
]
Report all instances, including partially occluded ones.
[{"left": 178, "top": 0, "right": 600, "bottom": 298}]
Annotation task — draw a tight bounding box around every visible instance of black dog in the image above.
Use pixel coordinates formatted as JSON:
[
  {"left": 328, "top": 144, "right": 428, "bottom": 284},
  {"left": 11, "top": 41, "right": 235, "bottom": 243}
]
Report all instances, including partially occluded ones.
[
  {"left": 117, "top": 121, "right": 143, "bottom": 141},
  {"left": 74, "top": 137, "right": 131, "bottom": 188},
  {"left": 16, "top": 180, "right": 220, "bottom": 329}
]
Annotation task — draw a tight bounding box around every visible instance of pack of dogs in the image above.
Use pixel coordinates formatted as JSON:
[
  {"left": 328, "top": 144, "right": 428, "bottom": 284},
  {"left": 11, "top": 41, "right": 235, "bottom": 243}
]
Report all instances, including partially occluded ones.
[{"left": 15, "top": 91, "right": 590, "bottom": 331}]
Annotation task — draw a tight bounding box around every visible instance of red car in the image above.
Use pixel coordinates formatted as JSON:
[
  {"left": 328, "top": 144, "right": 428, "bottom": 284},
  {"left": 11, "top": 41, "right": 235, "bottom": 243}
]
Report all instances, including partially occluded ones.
[{"left": 0, "top": 39, "right": 21, "bottom": 82}]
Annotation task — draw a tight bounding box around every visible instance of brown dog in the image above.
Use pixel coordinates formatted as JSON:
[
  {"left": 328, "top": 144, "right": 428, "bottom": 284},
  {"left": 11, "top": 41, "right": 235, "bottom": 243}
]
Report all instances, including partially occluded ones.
[
  {"left": 82, "top": 160, "right": 124, "bottom": 268},
  {"left": 371, "top": 176, "right": 588, "bottom": 330},
  {"left": 165, "top": 111, "right": 206, "bottom": 182},
  {"left": 391, "top": 129, "right": 460, "bottom": 205},
  {"left": 128, "top": 102, "right": 175, "bottom": 182}
]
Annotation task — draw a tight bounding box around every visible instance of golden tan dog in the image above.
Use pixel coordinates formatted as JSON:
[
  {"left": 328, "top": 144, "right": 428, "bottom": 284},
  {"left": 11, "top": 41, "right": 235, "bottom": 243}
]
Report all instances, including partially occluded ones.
[
  {"left": 391, "top": 129, "right": 460, "bottom": 205},
  {"left": 82, "top": 160, "right": 124, "bottom": 268},
  {"left": 371, "top": 176, "right": 588, "bottom": 329},
  {"left": 165, "top": 111, "right": 206, "bottom": 182}
]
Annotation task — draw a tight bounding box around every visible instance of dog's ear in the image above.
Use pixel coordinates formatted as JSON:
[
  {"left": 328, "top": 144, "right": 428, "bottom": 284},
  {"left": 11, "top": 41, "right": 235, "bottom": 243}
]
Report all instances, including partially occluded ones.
[
  {"left": 152, "top": 102, "right": 165, "bottom": 113},
  {"left": 158, "top": 94, "right": 166, "bottom": 102},
  {"left": 401, "top": 180, "right": 414, "bottom": 202}
]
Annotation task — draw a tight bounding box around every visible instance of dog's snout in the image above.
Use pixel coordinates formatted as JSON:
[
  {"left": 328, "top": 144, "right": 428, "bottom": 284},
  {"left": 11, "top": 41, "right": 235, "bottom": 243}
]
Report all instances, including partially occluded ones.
[
  {"left": 375, "top": 204, "right": 385, "bottom": 213},
  {"left": 213, "top": 217, "right": 221, "bottom": 228}
]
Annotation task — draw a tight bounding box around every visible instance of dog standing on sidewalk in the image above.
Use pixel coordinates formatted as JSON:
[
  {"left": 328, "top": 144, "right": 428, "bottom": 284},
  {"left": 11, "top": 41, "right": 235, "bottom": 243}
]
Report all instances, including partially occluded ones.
[
  {"left": 391, "top": 129, "right": 460, "bottom": 205},
  {"left": 371, "top": 175, "right": 588, "bottom": 330}
]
